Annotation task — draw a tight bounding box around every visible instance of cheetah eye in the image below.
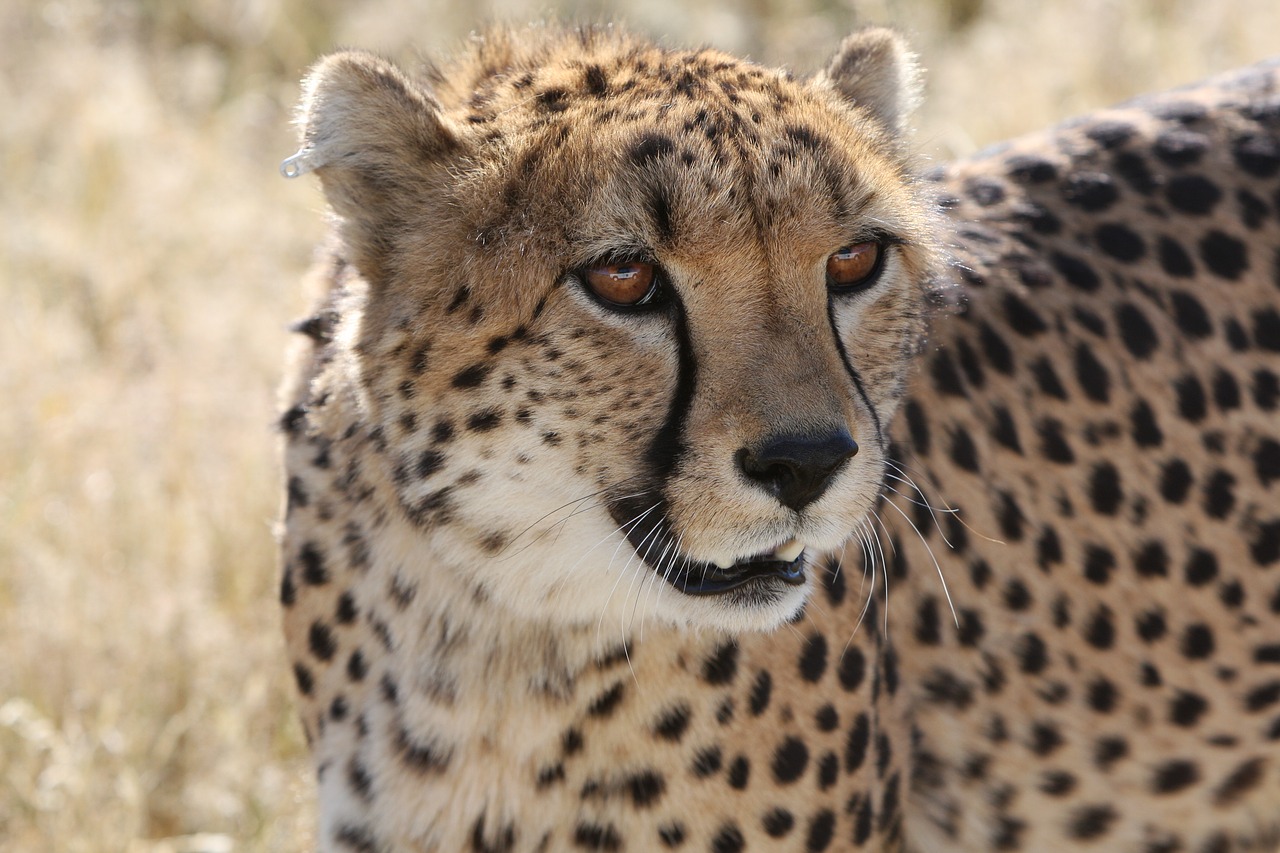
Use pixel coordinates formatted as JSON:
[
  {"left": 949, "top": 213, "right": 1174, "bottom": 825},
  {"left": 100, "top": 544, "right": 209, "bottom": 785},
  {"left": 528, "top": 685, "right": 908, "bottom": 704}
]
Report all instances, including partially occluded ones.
[
  {"left": 826, "top": 242, "right": 883, "bottom": 293},
  {"left": 582, "top": 261, "right": 664, "bottom": 310}
]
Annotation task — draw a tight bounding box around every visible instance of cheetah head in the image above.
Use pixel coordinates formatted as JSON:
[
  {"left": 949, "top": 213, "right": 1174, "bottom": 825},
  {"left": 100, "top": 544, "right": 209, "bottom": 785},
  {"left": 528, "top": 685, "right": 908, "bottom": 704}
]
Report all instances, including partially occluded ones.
[{"left": 288, "top": 27, "right": 942, "bottom": 634}]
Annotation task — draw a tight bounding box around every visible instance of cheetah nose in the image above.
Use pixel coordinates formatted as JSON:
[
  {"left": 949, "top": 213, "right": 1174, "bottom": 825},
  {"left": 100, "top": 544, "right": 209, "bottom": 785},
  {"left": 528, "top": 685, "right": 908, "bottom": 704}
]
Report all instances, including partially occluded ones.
[{"left": 736, "top": 429, "right": 859, "bottom": 511}]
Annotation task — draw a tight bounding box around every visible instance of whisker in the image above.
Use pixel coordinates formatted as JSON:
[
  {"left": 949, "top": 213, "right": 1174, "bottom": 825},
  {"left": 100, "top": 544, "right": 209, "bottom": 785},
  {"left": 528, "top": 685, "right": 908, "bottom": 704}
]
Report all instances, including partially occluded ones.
[{"left": 884, "top": 495, "right": 960, "bottom": 627}]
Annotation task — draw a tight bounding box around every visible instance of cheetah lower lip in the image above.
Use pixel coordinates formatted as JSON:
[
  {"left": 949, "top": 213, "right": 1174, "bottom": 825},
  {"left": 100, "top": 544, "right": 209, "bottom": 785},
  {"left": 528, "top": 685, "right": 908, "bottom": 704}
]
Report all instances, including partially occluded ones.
[{"left": 673, "top": 548, "right": 807, "bottom": 596}]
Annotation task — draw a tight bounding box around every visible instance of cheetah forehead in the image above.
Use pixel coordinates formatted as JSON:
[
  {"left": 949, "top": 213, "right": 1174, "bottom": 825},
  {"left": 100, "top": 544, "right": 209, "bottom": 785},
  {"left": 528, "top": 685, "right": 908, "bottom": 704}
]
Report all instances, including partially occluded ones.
[{"left": 290, "top": 25, "right": 939, "bottom": 323}]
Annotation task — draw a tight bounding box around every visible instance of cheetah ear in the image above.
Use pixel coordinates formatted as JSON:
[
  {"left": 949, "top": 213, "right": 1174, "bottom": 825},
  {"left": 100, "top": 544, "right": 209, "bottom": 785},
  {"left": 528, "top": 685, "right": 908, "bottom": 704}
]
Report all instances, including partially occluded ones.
[
  {"left": 284, "top": 51, "right": 465, "bottom": 278},
  {"left": 817, "top": 28, "right": 921, "bottom": 138}
]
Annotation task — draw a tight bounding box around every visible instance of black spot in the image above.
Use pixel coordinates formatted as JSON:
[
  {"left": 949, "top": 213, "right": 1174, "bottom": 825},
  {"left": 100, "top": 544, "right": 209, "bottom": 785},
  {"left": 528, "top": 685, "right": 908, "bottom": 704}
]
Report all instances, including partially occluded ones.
[
  {"left": 806, "top": 809, "right": 836, "bottom": 852},
  {"left": 1245, "top": 680, "right": 1280, "bottom": 712},
  {"left": 1006, "top": 155, "right": 1058, "bottom": 183},
  {"left": 748, "top": 670, "right": 773, "bottom": 715},
  {"left": 1113, "top": 151, "right": 1157, "bottom": 193},
  {"left": 1169, "top": 691, "right": 1209, "bottom": 726},
  {"left": 838, "top": 648, "right": 866, "bottom": 692},
  {"left": 1159, "top": 237, "right": 1196, "bottom": 278},
  {"left": 1132, "top": 541, "right": 1169, "bottom": 578},
  {"left": 573, "top": 822, "right": 621, "bottom": 851},
  {"left": 1085, "top": 120, "right": 1135, "bottom": 148},
  {"left": 1226, "top": 318, "right": 1250, "bottom": 350},
  {"left": 1154, "top": 128, "right": 1208, "bottom": 164},
  {"left": 1075, "top": 345, "right": 1110, "bottom": 403},
  {"left": 710, "top": 823, "right": 744, "bottom": 853},
  {"left": 1233, "top": 132, "right": 1280, "bottom": 177},
  {"left": 1029, "top": 720, "right": 1064, "bottom": 755},
  {"left": 762, "top": 808, "right": 794, "bottom": 837},
  {"left": 844, "top": 712, "right": 870, "bottom": 772},
  {"left": 1003, "top": 292, "right": 1049, "bottom": 335},
  {"left": 451, "top": 364, "right": 491, "bottom": 389},
  {"left": 1031, "top": 357, "right": 1068, "bottom": 399},
  {"left": 467, "top": 409, "right": 503, "bottom": 432},
  {"left": 1165, "top": 174, "right": 1222, "bottom": 214},
  {"left": 949, "top": 428, "right": 979, "bottom": 472},
  {"left": 1256, "top": 308, "right": 1280, "bottom": 351},
  {"left": 1016, "top": 632, "right": 1048, "bottom": 674},
  {"left": 627, "top": 770, "right": 665, "bottom": 807},
  {"left": 1115, "top": 303, "right": 1158, "bottom": 358},
  {"left": 293, "top": 662, "right": 314, "bottom": 695},
  {"left": 280, "top": 568, "right": 297, "bottom": 607},
  {"left": 1088, "top": 462, "right": 1123, "bottom": 515},
  {"left": 299, "top": 543, "right": 329, "bottom": 585},
  {"left": 815, "top": 704, "right": 839, "bottom": 732},
  {"left": 989, "top": 406, "right": 1023, "bottom": 452},
  {"left": 630, "top": 133, "right": 675, "bottom": 165},
  {"left": 309, "top": 621, "right": 338, "bottom": 661},
  {"left": 1213, "top": 369, "right": 1241, "bottom": 410},
  {"left": 772, "top": 737, "right": 809, "bottom": 783},
  {"left": 346, "top": 649, "right": 367, "bottom": 681},
  {"left": 978, "top": 322, "right": 1015, "bottom": 373},
  {"left": 1252, "top": 520, "right": 1280, "bottom": 566},
  {"left": 1051, "top": 252, "right": 1101, "bottom": 291},
  {"left": 1095, "top": 223, "right": 1145, "bottom": 262},
  {"left": 1002, "top": 578, "right": 1031, "bottom": 611},
  {"left": 582, "top": 64, "right": 608, "bottom": 96},
  {"left": 334, "top": 824, "right": 381, "bottom": 853},
  {"left": 1083, "top": 544, "right": 1115, "bottom": 584},
  {"left": 1067, "top": 804, "right": 1117, "bottom": 840},
  {"left": 1213, "top": 757, "right": 1267, "bottom": 806},
  {"left": 652, "top": 702, "right": 691, "bottom": 741},
  {"left": 798, "top": 633, "right": 828, "bottom": 682},
  {"left": 1086, "top": 676, "right": 1118, "bottom": 713},
  {"left": 395, "top": 726, "right": 451, "bottom": 773},
  {"left": 727, "top": 755, "right": 750, "bottom": 789},
  {"left": 1040, "top": 770, "right": 1076, "bottom": 796},
  {"left": 930, "top": 349, "right": 966, "bottom": 396},
  {"left": 702, "top": 641, "right": 739, "bottom": 684},
  {"left": 1136, "top": 608, "right": 1168, "bottom": 643},
  {"left": 1037, "top": 418, "right": 1075, "bottom": 464},
  {"left": 915, "top": 597, "right": 941, "bottom": 645},
  {"left": 965, "top": 175, "right": 1007, "bottom": 206},
  {"left": 534, "top": 87, "right": 568, "bottom": 113},
  {"left": 657, "top": 823, "right": 685, "bottom": 848},
  {"left": 1084, "top": 605, "right": 1115, "bottom": 649},
  {"left": 1256, "top": 369, "right": 1280, "bottom": 410},
  {"left": 692, "top": 745, "right": 723, "bottom": 777},
  {"left": 1254, "top": 439, "right": 1280, "bottom": 487},
  {"left": 1202, "top": 470, "right": 1236, "bottom": 519},
  {"left": 1159, "top": 459, "right": 1193, "bottom": 504},
  {"left": 1151, "top": 759, "right": 1200, "bottom": 794},
  {"left": 1199, "top": 230, "right": 1248, "bottom": 280},
  {"left": 1061, "top": 171, "right": 1119, "bottom": 211},
  {"left": 1180, "top": 623, "right": 1215, "bottom": 660},
  {"left": 1174, "top": 374, "right": 1207, "bottom": 422},
  {"left": 587, "top": 682, "right": 625, "bottom": 717},
  {"left": 1095, "top": 736, "right": 1128, "bottom": 768}
]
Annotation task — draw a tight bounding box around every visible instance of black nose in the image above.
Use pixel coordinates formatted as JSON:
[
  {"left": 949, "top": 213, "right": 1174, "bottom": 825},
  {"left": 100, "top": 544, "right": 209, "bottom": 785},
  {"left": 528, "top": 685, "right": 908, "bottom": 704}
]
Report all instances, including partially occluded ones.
[{"left": 736, "top": 429, "right": 859, "bottom": 511}]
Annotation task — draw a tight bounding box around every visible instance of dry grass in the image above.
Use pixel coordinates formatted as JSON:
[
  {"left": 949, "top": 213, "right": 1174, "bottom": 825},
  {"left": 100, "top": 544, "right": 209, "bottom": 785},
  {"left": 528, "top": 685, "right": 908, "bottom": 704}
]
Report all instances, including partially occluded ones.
[{"left": 0, "top": 0, "right": 1275, "bottom": 850}]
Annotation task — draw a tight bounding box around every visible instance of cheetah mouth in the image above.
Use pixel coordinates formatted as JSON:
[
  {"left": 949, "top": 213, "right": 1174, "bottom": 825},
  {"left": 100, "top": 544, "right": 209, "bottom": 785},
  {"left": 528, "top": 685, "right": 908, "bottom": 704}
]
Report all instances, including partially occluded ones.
[
  {"left": 672, "top": 548, "right": 808, "bottom": 596},
  {"left": 607, "top": 493, "right": 807, "bottom": 598}
]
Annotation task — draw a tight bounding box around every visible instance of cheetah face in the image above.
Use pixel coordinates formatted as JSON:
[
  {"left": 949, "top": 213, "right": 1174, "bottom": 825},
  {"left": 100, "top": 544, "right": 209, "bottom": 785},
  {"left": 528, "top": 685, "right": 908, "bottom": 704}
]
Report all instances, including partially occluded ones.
[{"left": 290, "top": 29, "right": 940, "bottom": 632}]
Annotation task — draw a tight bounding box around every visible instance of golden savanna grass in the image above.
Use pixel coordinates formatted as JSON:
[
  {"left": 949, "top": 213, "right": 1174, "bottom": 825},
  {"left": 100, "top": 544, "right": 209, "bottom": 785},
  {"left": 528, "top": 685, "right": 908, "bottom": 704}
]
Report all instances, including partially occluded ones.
[{"left": 1, "top": 1, "right": 1276, "bottom": 849}]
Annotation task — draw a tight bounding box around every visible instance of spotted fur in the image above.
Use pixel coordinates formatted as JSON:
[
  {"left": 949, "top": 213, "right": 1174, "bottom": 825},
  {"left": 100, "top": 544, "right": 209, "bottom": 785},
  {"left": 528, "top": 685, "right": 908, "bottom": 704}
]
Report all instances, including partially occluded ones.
[{"left": 279, "top": 23, "right": 1280, "bottom": 852}]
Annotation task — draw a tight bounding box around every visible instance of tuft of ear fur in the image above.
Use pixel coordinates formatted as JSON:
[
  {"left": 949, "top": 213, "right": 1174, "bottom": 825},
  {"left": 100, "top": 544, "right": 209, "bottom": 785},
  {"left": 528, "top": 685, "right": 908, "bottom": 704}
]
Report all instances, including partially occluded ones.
[
  {"left": 817, "top": 28, "right": 922, "bottom": 139},
  {"left": 288, "top": 50, "right": 463, "bottom": 218}
]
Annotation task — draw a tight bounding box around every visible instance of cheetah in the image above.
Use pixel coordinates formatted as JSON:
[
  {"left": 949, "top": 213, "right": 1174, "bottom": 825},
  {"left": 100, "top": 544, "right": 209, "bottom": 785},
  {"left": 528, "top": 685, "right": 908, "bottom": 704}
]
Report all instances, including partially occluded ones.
[{"left": 277, "top": 24, "right": 1280, "bottom": 852}]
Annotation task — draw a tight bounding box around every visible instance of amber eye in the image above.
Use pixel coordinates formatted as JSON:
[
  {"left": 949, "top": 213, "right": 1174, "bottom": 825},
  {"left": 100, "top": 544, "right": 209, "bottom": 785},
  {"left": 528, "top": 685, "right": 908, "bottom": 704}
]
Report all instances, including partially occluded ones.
[
  {"left": 583, "top": 262, "right": 660, "bottom": 308},
  {"left": 826, "top": 242, "right": 882, "bottom": 292}
]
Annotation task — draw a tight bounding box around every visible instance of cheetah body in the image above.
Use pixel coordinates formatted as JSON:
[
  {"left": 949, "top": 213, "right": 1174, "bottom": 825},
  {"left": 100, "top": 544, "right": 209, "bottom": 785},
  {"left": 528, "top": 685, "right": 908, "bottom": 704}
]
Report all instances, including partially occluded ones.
[{"left": 279, "top": 25, "right": 1280, "bottom": 852}]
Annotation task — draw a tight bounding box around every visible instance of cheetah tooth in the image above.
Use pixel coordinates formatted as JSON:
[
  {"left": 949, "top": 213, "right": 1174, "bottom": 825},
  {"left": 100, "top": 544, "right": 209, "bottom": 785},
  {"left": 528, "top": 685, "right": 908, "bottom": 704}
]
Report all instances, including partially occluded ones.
[
  {"left": 711, "top": 555, "right": 736, "bottom": 570},
  {"left": 773, "top": 539, "right": 804, "bottom": 562}
]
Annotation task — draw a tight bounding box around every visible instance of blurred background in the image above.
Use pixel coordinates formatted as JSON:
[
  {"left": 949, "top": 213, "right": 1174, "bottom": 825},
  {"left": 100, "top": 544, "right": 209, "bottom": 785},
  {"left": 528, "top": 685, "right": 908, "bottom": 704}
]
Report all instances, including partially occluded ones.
[{"left": 1, "top": 0, "right": 1276, "bottom": 850}]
